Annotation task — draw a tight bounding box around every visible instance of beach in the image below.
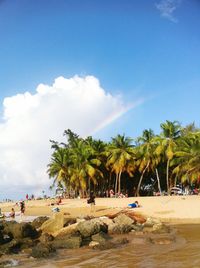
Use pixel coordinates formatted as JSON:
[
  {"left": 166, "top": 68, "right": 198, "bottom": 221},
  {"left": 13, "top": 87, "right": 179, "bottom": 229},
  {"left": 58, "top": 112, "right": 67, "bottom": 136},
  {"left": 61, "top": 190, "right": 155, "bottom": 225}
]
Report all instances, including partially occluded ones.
[
  {"left": 1, "top": 195, "right": 200, "bottom": 224},
  {"left": 1, "top": 195, "right": 200, "bottom": 268}
]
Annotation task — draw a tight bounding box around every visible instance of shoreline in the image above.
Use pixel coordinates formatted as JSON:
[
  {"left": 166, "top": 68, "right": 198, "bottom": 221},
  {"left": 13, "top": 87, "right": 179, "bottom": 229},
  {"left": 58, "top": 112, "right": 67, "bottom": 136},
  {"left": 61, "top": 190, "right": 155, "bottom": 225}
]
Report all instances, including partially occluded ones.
[{"left": 1, "top": 195, "right": 200, "bottom": 224}]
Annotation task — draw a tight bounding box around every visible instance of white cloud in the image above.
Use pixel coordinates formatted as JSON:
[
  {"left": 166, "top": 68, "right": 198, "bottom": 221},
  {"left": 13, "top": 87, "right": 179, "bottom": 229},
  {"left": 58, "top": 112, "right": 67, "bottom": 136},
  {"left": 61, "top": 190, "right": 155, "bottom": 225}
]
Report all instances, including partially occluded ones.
[
  {"left": 155, "top": 0, "right": 182, "bottom": 23},
  {"left": 0, "top": 75, "right": 140, "bottom": 199}
]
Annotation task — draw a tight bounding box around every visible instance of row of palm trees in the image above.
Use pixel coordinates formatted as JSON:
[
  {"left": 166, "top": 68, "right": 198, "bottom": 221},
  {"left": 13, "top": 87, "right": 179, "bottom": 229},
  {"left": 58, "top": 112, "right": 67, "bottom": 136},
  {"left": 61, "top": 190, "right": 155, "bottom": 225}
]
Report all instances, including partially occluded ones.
[{"left": 47, "top": 121, "right": 200, "bottom": 197}]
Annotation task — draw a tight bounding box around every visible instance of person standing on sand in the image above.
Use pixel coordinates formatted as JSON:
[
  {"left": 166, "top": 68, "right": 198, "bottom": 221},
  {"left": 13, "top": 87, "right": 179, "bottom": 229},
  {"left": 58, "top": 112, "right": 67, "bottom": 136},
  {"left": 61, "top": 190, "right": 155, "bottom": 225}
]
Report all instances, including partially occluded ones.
[
  {"left": 87, "top": 192, "right": 95, "bottom": 212},
  {"left": 20, "top": 201, "right": 25, "bottom": 216}
]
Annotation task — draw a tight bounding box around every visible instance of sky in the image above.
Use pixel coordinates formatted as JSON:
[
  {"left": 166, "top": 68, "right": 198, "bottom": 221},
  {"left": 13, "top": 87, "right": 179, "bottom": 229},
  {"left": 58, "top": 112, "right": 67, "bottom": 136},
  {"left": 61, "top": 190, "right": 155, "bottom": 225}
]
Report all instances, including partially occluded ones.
[{"left": 0, "top": 0, "right": 200, "bottom": 200}]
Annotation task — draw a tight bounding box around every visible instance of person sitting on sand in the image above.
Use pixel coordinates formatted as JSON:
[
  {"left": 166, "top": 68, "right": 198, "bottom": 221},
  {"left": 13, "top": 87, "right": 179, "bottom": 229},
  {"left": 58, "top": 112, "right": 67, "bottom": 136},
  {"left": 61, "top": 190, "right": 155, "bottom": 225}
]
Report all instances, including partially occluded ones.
[
  {"left": 109, "top": 189, "right": 114, "bottom": 198},
  {"left": 50, "top": 196, "right": 62, "bottom": 206},
  {"left": 128, "top": 201, "right": 140, "bottom": 208},
  {"left": 9, "top": 208, "right": 15, "bottom": 218},
  {"left": 57, "top": 197, "right": 62, "bottom": 205}
]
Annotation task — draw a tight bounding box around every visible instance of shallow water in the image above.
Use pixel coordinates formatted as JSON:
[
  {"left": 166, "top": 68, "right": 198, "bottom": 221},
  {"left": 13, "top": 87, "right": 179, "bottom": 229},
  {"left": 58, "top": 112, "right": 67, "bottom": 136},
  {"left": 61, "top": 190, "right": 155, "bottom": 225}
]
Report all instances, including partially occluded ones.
[
  {"left": 2, "top": 214, "right": 38, "bottom": 223},
  {"left": 4, "top": 224, "right": 200, "bottom": 268}
]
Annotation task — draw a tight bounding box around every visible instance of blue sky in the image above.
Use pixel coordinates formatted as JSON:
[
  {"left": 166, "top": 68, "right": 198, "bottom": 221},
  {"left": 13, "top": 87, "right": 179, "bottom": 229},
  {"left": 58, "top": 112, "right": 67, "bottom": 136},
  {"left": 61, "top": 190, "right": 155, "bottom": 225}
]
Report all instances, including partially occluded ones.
[{"left": 0, "top": 0, "right": 200, "bottom": 199}]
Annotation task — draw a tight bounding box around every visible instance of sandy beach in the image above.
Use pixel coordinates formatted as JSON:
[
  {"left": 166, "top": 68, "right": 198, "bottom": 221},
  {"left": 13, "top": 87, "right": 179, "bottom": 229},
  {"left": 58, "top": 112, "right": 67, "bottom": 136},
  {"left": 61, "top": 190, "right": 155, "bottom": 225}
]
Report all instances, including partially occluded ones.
[{"left": 1, "top": 195, "right": 200, "bottom": 224}]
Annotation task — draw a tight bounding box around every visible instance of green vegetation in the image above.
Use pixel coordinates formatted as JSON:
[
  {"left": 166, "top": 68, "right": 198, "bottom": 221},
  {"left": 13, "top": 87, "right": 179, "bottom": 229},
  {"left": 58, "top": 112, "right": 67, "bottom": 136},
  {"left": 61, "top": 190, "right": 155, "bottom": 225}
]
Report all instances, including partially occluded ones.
[{"left": 47, "top": 121, "right": 200, "bottom": 197}]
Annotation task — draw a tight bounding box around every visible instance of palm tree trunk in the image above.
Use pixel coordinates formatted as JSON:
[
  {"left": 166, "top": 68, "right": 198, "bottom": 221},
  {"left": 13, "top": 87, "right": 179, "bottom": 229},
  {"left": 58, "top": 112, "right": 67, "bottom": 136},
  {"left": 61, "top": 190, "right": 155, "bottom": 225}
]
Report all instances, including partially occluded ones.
[
  {"left": 166, "top": 159, "right": 170, "bottom": 194},
  {"left": 115, "top": 173, "right": 118, "bottom": 197},
  {"left": 136, "top": 161, "right": 150, "bottom": 197},
  {"left": 118, "top": 170, "right": 122, "bottom": 193},
  {"left": 108, "top": 172, "right": 112, "bottom": 190},
  {"left": 89, "top": 177, "right": 91, "bottom": 195},
  {"left": 156, "top": 168, "right": 162, "bottom": 195}
]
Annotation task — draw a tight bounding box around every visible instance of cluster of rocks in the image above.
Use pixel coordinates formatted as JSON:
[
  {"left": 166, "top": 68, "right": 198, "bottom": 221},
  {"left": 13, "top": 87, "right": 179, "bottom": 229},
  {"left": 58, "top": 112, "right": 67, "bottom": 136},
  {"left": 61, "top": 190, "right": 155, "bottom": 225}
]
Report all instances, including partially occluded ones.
[{"left": 0, "top": 210, "right": 174, "bottom": 261}]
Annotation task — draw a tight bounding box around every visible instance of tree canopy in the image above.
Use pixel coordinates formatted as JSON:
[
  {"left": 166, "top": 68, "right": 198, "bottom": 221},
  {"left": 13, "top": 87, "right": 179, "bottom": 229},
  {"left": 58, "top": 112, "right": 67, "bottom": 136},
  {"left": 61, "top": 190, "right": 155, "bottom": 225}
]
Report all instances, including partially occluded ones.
[{"left": 47, "top": 122, "right": 200, "bottom": 197}]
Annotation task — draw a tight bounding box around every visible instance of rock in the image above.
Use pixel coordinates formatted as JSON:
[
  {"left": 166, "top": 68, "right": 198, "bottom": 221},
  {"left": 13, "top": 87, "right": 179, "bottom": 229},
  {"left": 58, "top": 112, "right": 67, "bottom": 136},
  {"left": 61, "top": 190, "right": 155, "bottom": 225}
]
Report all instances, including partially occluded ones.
[
  {"left": 0, "top": 239, "right": 22, "bottom": 254},
  {"left": 52, "top": 235, "right": 82, "bottom": 249},
  {"left": 0, "top": 231, "right": 4, "bottom": 245},
  {"left": 76, "top": 218, "right": 107, "bottom": 238},
  {"left": 0, "top": 259, "right": 19, "bottom": 267},
  {"left": 93, "top": 241, "right": 115, "bottom": 250},
  {"left": 150, "top": 235, "right": 175, "bottom": 245},
  {"left": 121, "top": 211, "right": 146, "bottom": 224},
  {"left": 131, "top": 223, "right": 143, "bottom": 232},
  {"left": 3, "top": 222, "right": 38, "bottom": 240},
  {"left": 31, "top": 243, "right": 55, "bottom": 258},
  {"left": 18, "top": 238, "right": 38, "bottom": 250},
  {"left": 144, "top": 217, "right": 161, "bottom": 227},
  {"left": 11, "top": 222, "right": 38, "bottom": 239},
  {"left": 94, "top": 237, "right": 129, "bottom": 250},
  {"left": 91, "top": 232, "right": 111, "bottom": 244},
  {"left": 142, "top": 226, "right": 153, "bottom": 233},
  {"left": 0, "top": 222, "right": 5, "bottom": 231},
  {"left": 99, "top": 217, "right": 113, "bottom": 226},
  {"left": 89, "top": 241, "right": 99, "bottom": 248},
  {"left": 1, "top": 221, "right": 17, "bottom": 239},
  {"left": 76, "top": 218, "right": 86, "bottom": 224},
  {"left": 108, "top": 214, "right": 134, "bottom": 234},
  {"left": 40, "top": 212, "right": 64, "bottom": 234},
  {"left": 3, "top": 234, "right": 13, "bottom": 244},
  {"left": 31, "top": 216, "right": 49, "bottom": 229},
  {"left": 81, "top": 237, "right": 92, "bottom": 246},
  {"left": 152, "top": 223, "right": 170, "bottom": 234},
  {"left": 113, "top": 214, "right": 134, "bottom": 226},
  {"left": 63, "top": 217, "right": 77, "bottom": 227},
  {"left": 39, "top": 233, "right": 54, "bottom": 243},
  {"left": 53, "top": 223, "right": 78, "bottom": 237}
]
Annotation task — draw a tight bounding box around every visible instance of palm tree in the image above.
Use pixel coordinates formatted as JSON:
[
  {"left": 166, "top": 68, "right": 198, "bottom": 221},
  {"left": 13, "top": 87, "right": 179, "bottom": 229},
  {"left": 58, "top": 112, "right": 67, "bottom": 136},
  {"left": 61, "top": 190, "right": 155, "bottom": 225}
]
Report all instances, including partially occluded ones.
[
  {"left": 136, "top": 129, "right": 161, "bottom": 196},
  {"left": 69, "top": 139, "right": 103, "bottom": 196},
  {"left": 106, "top": 134, "right": 136, "bottom": 194},
  {"left": 173, "top": 132, "right": 200, "bottom": 184},
  {"left": 156, "top": 120, "right": 181, "bottom": 193},
  {"left": 47, "top": 147, "right": 72, "bottom": 188}
]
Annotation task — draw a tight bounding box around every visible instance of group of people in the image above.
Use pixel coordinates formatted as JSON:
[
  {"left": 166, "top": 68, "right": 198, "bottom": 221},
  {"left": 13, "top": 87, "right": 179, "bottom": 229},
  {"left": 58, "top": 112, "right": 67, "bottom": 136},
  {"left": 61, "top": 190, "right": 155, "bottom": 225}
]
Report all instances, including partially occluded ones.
[
  {"left": 0, "top": 200, "right": 25, "bottom": 219},
  {"left": 109, "top": 189, "right": 128, "bottom": 198}
]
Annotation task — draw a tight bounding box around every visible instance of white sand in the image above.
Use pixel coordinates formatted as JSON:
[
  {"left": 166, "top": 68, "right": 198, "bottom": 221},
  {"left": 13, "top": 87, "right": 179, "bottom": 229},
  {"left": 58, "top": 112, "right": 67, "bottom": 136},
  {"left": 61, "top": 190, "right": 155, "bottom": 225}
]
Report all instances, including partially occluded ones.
[{"left": 1, "top": 195, "right": 200, "bottom": 224}]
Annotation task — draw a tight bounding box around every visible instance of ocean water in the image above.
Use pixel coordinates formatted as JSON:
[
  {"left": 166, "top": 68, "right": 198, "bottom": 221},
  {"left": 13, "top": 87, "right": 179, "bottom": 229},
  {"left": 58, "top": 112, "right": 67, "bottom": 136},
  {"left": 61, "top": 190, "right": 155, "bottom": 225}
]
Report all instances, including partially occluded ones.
[{"left": 3, "top": 224, "right": 199, "bottom": 268}]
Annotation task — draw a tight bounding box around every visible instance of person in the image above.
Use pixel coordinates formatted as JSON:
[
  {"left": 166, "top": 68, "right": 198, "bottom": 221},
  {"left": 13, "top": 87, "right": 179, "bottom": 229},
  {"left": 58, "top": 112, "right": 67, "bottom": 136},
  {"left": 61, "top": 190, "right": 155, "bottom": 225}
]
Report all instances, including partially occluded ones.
[
  {"left": 128, "top": 201, "right": 140, "bottom": 208},
  {"left": 56, "top": 196, "right": 62, "bottom": 205},
  {"left": 87, "top": 192, "right": 95, "bottom": 212},
  {"left": 0, "top": 208, "right": 5, "bottom": 218},
  {"left": 50, "top": 196, "right": 62, "bottom": 206},
  {"left": 26, "top": 194, "right": 29, "bottom": 201},
  {"left": 109, "top": 189, "right": 114, "bottom": 198},
  {"left": 9, "top": 208, "right": 15, "bottom": 218},
  {"left": 20, "top": 201, "right": 25, "bottom": 215},
  {"left": 52, "top": 207, "right": 60, "bottom": 213}
]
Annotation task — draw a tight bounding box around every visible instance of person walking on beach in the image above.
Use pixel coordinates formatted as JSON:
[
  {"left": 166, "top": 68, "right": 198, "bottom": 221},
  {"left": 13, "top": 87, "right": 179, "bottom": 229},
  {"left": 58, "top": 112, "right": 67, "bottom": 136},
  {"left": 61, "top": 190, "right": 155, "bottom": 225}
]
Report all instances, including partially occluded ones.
[
  {"left": 20, "top": 201, "right": 25, "bottom": 216},
  {"left": 87, "top": 192, "right": 95, "bottom": 213}
]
